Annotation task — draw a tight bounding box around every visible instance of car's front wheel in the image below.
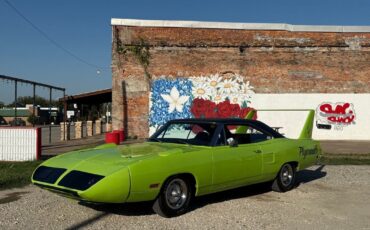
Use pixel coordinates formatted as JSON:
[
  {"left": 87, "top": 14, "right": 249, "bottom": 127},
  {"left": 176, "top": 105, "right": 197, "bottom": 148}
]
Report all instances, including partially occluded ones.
[
  {"left": 272, "top": 163, "right": 296, "bottom": 192},
  {"left": 152, "top": 177, "right": 193, "bottom": 218}
]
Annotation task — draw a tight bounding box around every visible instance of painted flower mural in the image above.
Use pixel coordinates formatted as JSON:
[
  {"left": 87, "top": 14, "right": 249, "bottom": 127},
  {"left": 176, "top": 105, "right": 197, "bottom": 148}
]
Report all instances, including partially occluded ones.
[
  {"left": 149, "top": 74, "right": 256, "bottom": 135},
  {"left": 161, "top": 86, "right": 190, "bottom": 113},
  {"left": 149, "top": 79, "right": 193, "bottom": 131}
]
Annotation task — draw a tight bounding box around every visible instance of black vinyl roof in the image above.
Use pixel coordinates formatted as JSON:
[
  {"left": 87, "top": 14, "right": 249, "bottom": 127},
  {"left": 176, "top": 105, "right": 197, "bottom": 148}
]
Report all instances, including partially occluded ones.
[
  {"left": 168, "top": 118, "right": 284, "bottom": 138},
  {"left": 170, "top": 118, "right": 256, "bottom": 123}
]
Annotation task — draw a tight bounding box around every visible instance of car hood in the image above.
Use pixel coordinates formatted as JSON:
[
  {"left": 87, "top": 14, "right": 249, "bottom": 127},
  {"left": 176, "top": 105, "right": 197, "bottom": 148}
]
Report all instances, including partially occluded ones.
[{"left": 40, "top": 142, "right": 205, "bottom": 176}]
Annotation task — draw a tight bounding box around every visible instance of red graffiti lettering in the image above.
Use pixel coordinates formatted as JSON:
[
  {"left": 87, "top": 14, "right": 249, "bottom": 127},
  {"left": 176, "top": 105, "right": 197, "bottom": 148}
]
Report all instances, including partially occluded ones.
[
  {"left": 320, "top": 103, "right": 350, "bottom": 115},
  {"left": 318, "top": 102, "right": 355, "bottom": 125},
  {"left": 328, "top": 115, "right": 355, "bottom": 124},
  {"left": 319, "top": 104, "right": 332, "bottom": 113}
]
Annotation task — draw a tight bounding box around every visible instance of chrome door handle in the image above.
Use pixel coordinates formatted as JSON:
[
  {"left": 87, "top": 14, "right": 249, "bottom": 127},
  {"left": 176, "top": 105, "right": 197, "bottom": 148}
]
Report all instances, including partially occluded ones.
[{"left": 254, "top": 150, "right": 262, "bottom": 153}]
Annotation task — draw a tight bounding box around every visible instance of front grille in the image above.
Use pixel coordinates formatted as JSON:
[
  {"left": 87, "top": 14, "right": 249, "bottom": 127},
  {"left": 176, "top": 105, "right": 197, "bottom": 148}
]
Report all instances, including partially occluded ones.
[
  {"left": 58, "top": 170, "right": 104, "bottom": 191},
  {"left": 33, "top": 166, "right": 66, "bottom": 184},
  {"left": 34, "top": 183, "right": 79, "bottom": 198}
]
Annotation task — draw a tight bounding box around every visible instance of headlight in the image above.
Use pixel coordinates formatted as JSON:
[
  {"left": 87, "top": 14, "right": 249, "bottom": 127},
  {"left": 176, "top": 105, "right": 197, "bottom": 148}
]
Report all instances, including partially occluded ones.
[
  {"left": 58, "top": 170, "right": 104, "bottom": 191},
  {"left": 33, "top": 166, "right": 66, "bottom": 184}
]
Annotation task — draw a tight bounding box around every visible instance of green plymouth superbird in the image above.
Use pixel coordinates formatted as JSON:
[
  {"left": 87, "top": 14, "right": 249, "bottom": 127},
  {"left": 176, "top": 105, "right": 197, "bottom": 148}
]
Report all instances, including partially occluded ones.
[{"left": 32, "top": 110, "right": 320, "bottom": 217}]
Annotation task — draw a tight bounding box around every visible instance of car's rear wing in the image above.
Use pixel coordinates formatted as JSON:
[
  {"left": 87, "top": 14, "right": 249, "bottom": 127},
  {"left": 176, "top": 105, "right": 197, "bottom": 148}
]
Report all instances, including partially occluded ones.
[{"left": 240, "top": 109, "right": 315, "bottom": 139}]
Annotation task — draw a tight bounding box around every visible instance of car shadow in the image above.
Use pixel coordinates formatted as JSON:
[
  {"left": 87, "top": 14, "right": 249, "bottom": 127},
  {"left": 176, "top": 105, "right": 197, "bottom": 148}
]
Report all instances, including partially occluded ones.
[
  {"left": 79, "top": 200, "right": 155, "bottom": 216},
  {"left": 190, "top": 181, "right": 273, "bottom": 212},
  {"left": 295, "top": 164, "right": 327, "bottom": 186},
  {"left": 80, "top": 164, "right": 327, "bottom": 216}
]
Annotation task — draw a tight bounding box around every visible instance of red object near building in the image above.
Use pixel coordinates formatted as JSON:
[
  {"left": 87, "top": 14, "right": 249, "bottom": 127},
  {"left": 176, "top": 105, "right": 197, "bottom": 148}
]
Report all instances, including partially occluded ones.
[
  {"left": 113, "top": 129, "right": 125, "bottom": 142},
  {"left": 105, "top": 132, "right": 120, "bottom": 145}
]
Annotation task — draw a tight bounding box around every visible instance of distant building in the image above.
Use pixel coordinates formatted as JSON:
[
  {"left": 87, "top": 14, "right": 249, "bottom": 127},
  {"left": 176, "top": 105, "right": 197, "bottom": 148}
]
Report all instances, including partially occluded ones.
[
  {"left": 0, "top": 108, "right": 30, "bottom": 126},
  {"left": 60, "top": 88, "right": 112, "bottom": 122},
  {"left": 0, "top": 106, "right": 61, "bottom": 126}
]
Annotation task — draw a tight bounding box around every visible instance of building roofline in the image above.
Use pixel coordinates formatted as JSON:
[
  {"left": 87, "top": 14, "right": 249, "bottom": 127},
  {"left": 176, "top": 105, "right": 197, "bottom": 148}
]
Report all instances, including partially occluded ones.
[
  {"left": 111, "top": 18, "right": 370, "bottom": 33},
  {"left": 60, "top": 88, "right": 112, "bottom": 102}
]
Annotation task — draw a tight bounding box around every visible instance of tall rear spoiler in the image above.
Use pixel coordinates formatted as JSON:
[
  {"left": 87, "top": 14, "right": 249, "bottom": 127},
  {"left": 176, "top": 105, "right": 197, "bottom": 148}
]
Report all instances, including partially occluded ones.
[{"left": 237, "top": 109, "right": 315, "bottom": 139}]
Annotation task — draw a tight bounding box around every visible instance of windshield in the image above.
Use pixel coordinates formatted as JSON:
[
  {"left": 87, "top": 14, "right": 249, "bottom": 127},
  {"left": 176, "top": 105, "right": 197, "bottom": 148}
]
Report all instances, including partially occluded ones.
[{"left": 149, "top": 122, "right": 217, "bottom": 146}]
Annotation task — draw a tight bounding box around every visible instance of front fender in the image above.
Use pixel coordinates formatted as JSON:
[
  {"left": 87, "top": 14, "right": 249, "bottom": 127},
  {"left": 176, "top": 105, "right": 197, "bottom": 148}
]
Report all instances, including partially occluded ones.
[{"left": 79, "top": 167, "right": 131, "bottom": 203}]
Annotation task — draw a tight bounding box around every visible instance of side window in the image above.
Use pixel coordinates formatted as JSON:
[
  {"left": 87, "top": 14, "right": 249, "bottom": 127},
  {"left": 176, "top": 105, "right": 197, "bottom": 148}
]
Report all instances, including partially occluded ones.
[
  {"left": 161, "top": 124, "right": 204, "bottom": 139},
  {"left": 246, "top": 127, "right": 273, "bottom": 143},
  {"left": 161, "top": 124, "right": 191, "bottom": 139},
  {"left": 224, "top": 124, "right": 273, "bottom": 145},
  {"left": 155, "top": 123, "right": 217, "bottom": 146}
]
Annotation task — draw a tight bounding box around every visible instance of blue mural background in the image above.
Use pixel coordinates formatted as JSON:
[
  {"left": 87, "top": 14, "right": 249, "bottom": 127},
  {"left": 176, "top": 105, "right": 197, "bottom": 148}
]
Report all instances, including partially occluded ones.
[{"left": 149, "top": 78, "right": 193, "bottom": 127}]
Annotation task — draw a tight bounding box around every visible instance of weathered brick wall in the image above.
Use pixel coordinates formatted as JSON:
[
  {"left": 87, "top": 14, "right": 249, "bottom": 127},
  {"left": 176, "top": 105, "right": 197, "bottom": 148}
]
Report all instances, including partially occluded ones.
[{"left": 112, "top": 25, "right": 370, "bottom": 138}]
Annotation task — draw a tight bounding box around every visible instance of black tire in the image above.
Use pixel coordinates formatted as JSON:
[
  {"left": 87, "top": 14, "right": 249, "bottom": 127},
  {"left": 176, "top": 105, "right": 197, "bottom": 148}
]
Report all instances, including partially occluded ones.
[
  {"left": 152, "top": 176, "right": 193, "bottom": 218},
  {"left": 272, "top": 163, "right": 296, "bottom": 192}
]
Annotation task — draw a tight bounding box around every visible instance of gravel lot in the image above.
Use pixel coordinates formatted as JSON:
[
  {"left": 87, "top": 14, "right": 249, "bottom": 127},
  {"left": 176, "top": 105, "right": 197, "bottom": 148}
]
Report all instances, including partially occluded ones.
[{"left": 1, "top": 165, "right": 370, "bottom": 230}]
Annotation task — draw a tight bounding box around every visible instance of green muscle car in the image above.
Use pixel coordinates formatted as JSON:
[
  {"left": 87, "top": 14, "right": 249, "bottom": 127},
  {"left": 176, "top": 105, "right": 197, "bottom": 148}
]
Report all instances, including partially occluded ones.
[{"left": 32, "top": 110, "right": 320, "bottom": 217}]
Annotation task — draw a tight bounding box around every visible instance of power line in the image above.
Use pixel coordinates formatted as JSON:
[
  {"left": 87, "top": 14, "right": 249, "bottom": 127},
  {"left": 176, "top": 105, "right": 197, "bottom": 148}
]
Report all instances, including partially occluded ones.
[{"left": 3, "top": 0, "right": 109, "bottom": 72}]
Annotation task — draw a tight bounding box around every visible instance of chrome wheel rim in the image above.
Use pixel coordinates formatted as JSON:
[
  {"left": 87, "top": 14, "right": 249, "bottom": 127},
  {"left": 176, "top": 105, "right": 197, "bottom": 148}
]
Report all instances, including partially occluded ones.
[
  {"left": 280, "top": 164, "right": 294, "bottom": 187},
  {"left": 165, "top": 178, "right": 188, "bottom": 210}
]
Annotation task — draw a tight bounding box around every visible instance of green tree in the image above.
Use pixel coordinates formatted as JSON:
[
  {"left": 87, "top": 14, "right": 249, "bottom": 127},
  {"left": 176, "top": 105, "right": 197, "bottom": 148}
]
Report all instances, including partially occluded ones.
[
  {"left": 7, "top": 95, "right": 61, "bottom": 107},
  {"left": 27, "top": 114, "right": 38, "bottom": 124}
]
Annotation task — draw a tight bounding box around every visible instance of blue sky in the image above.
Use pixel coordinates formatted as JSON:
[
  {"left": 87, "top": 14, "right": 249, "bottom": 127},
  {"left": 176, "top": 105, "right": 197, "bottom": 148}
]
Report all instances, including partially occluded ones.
[{"left": 1, "top": 0, "right": 369, "bottom": 103}]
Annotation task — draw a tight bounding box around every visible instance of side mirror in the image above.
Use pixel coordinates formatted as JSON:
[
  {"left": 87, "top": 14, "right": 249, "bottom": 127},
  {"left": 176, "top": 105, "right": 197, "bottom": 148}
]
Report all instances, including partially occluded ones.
[{"left": 227, "top": 138, "right": 238, "bottom": 147}]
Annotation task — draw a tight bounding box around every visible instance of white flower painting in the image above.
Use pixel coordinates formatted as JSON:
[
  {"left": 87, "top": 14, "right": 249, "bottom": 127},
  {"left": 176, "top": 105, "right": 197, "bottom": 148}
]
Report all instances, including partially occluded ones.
[
  {"left": 207, "top": 74, "right": 222, "bottom": 89},
  {"left": 192, "top": 82, "right": 212, "bottom": 99},
  {"left": 161, "top": 86, "right": 190, "bottom": 113},
  {"left": 189, "top": 74, "right": 255, "bottom": 103},
  {"left": 219, "top": 78, "right": 239, "bottom": 95}
]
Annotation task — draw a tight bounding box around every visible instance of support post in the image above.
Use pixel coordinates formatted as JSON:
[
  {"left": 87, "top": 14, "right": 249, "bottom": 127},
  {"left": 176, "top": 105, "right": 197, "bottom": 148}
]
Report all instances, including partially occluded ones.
[
  {"left": 49, "top": 88, "right": 52, "bottom": 144},
  {"left": 14, "top": 80, "right": 17, "bottom": 121},
  {"left": 32, "top": 83, "right": 36, "bottom": 127},
  {"left": 63, "top": 90, "right": 68, "bottom": 140}
]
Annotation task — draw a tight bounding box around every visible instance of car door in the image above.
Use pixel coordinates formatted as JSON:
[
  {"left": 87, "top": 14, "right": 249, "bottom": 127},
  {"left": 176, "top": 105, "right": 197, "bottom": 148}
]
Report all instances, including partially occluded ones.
[
  {"left": 246, "top": 126, "right": 279, "bottom": 181},
  {"left": 212, "top": 124, "right": 262, "bottom": 191}
]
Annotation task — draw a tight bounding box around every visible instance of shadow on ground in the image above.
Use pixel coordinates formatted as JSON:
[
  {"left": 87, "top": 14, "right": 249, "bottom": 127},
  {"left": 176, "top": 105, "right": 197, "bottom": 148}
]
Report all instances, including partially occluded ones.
[
  {"left": 79, "top": 165, "right": 327, "bottom": 218},
  {"left": 80, "top": 201, "right": 155, "bottom": 216},
  {"left": 296, "top": 164, "right": 327, "bottom": 186},
  {"left": 0, "top": 192, "right": 30, "bottom": 205},
  {"left": 65, "top": 212, "right": 111, "bottom": 230}
]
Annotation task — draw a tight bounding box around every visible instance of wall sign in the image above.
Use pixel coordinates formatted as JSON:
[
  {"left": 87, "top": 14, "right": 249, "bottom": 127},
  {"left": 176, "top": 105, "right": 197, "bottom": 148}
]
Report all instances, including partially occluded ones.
[{"left": 316, "top": 102, "right": 356, "bottom": 130}]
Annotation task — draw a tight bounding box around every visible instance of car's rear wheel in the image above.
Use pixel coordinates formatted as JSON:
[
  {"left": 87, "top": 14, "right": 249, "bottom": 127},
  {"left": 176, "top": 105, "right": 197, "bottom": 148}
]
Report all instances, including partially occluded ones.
[
  {"left": 272, "top": 163, "right": 296, "bottom": 192},
  {"left": 152, "top": 177, "right": 193, "bottom": 218}
]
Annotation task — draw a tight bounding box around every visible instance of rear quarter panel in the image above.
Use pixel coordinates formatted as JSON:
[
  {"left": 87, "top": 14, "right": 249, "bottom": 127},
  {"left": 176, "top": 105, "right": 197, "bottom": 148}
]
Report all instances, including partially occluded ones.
[
  {"left": 258, "top": 139, "right": 298, "bottom": 181},
  {"left": 296, "top": 139, "right": 321, "bottom": 170},
  {"left": 259, "top": 138, "right": 320, "bottom": 181}
]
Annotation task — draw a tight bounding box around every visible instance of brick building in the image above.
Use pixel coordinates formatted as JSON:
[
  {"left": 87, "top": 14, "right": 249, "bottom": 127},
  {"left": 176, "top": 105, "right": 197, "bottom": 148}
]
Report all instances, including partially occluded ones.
[{"left": 111, "top": 19, "right": 370, "bottom": 140}]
